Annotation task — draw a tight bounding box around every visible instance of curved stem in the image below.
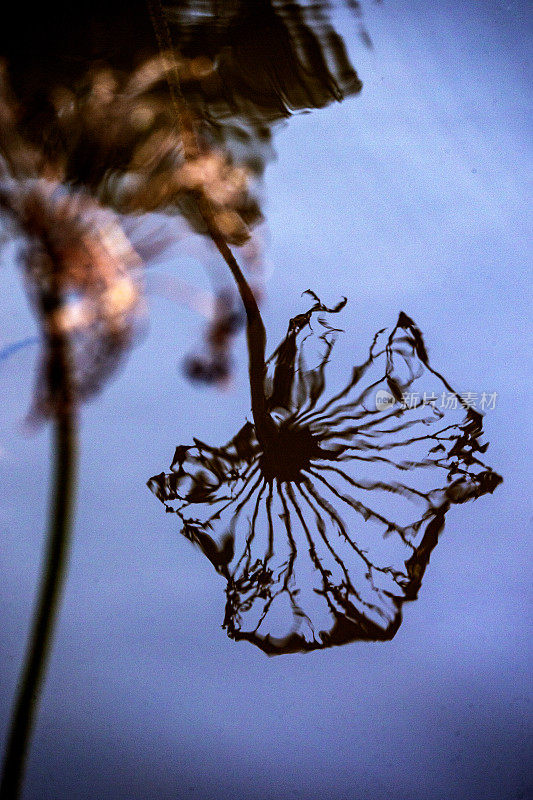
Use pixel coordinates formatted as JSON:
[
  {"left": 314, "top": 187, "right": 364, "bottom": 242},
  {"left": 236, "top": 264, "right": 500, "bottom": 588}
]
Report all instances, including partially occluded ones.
[
  {"left": 0, "top": 349, "right": 77, "bottom": 800},
  {"left": 146, "top": 0, "right": 277, "bottom": 447},
  {"left": 196, "top": 196, "right": 276, "bottom": 445}
]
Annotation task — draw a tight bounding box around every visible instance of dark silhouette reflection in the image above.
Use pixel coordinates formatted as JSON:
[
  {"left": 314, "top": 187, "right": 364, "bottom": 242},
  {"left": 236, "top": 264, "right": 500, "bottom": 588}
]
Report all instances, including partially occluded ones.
[
  {"left": 148, "top": 296, "right": 502, "bottom": 655},
  {"left": 161, "top": 0, "right": 363, "bottom": 154}
]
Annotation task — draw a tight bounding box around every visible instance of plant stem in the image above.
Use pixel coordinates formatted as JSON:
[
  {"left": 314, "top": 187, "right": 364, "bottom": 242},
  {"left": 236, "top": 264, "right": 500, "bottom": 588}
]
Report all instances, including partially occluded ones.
[
  {"left": 195, "top": 195, "right": 277, "bottom": 445},
  {"left": 146, "top": 0, "right": 277, "bottom": 446},
  {"left": 0, "top": 353, "right": 77, "bottom": 800}
]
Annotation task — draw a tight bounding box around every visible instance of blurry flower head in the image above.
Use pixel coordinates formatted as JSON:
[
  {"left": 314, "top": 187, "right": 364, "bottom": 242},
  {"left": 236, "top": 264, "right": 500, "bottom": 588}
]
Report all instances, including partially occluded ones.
[
  {"left": 0, "top": 171, "right": 144, "bottom": 419},
  {"left": 148, "top": 296, "right": 502, "bottom": 654}
]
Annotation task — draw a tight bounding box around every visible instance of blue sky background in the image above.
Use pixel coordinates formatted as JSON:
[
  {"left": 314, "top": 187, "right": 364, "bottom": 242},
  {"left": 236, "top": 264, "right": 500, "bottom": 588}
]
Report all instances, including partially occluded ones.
[{"left": 0, "top": 1, "right": 531, "bottom": 798}]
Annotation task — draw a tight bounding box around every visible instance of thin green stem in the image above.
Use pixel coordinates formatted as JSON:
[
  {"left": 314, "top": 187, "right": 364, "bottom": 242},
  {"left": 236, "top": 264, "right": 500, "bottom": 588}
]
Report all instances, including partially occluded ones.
[{"left": 0, "top": 361, "right": 77, "bottom": 800}]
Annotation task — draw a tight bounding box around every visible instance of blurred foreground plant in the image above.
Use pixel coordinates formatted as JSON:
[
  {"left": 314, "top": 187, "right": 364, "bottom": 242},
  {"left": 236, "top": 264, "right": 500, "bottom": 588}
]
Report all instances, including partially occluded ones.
[
  {"left": 0, "top": 1, "right": 369, "bottom": 794},
  {"left": 0, "top": 60, "right": 150, "bottom": 796}
]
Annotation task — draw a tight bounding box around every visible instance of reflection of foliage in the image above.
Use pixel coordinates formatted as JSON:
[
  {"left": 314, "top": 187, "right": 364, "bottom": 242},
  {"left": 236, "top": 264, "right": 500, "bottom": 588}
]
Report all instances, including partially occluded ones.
[
  {"left": 149, "top": 298, "right": 502, "bottom": 655},
  {"left": 0, "top": 52, "right": 261, "bottom": 237},
  {"left": 162, "top": 0, "right": 364, "bottom": 158},
  {"left": 1, "top": 2, "right": 367, "bottom": 390},
  {"left": 1, "top": 1, "right": 365, "bottom": 220}
]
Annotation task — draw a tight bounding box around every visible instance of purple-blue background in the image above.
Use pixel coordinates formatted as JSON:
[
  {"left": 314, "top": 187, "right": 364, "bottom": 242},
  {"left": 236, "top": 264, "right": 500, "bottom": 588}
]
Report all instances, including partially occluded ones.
[{"left": 1, "top": 1, "right": 531, "bottom": 798}]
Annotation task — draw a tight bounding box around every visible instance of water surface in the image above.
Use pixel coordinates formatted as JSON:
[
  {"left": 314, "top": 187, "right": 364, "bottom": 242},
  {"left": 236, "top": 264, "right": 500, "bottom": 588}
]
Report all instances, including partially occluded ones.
[{"left": 0, "top": 2, "right": 531, "bottom": 798}]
